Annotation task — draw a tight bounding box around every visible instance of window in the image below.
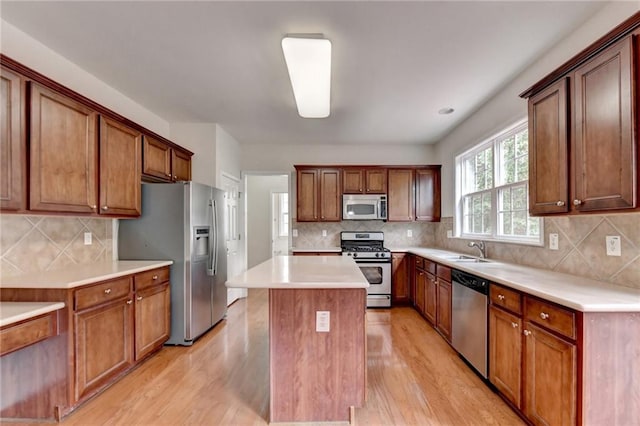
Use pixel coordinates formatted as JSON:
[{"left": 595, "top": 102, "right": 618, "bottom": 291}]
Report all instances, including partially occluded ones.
[{"left": 455, "top": 120, "right": 542, "bottom": 245}]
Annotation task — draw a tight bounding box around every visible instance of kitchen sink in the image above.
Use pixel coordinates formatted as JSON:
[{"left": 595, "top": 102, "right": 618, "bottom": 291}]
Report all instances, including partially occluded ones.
[{"left": 444, "top": 255, "right": 490, "bottom": 263}]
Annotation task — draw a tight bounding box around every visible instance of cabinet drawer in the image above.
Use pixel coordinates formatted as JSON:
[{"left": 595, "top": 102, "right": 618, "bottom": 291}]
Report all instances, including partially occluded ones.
[
  {"left": 0, "top": 311, "right": 59, "bottom": 356},
  {"left": 414, "top": 257, "right": 424, "bottom": 270},
  {"left": 436, "top": 264, "right": 451, "bottom": 282},
  {"left": 75, "top": 277, "right": 131, "bottom": 311},
  {"left": 423, "top": 259, "right": 436, "bottom": 275},
  {"left": 525, "top": 297, "right": 576, "bottom": 340},
  {"left": 134, "top": 267, "right": 170, "bottom": 291},
  {"left": 490, "top": 284, "right": 522, "bottom": 315}
]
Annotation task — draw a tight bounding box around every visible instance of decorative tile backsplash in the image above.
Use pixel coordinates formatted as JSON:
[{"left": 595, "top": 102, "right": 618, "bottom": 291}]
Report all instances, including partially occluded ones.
[
  {"left": 0, "top": 215, "right": 114, "bottom": 278},
  {"left": 293, "top": 212, "right": 640, "bottom": 290}
]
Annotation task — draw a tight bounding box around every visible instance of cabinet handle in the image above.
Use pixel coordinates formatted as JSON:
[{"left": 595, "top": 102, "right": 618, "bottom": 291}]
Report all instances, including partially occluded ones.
[
  {"left": 104, "top": 288, "right": 112, "bottom": 294},
  {"left": 573, "top": 199, "right": 583, "bottom": 206},
  {"left": 136, "top": 296, "right": 143, "bottom": 301},
  {"left": 511, "top": 322, "right": 518, "bottom": 328},
  {"left": 166, "top": 173, "right": 171, "bottom": 177},
  {"left": 523, "top": 330, "right": 531, "bottom": 336},
  {"left": 90, "top": 204, "right": 97, "bottom": 209},
  {"left": 126, "top": 300, "right": 133, "bottom": 305},
  {"left": 174, "top": 175, "right": 177, "bottom": 179},
  {"left": 556, "top": 201, "right": 565, "bottom": 207},
  {"left": 540, "top": 312, "right": 550, "bottom": 320},
  {"left": 101, "top": 206, "right": 108, "bottom": 211},
  {"left": 497, "top": 294, "right": 505, "bottom": 301},
  {"left": 153, "top": 275, "right": 158, "bottom": 280}
]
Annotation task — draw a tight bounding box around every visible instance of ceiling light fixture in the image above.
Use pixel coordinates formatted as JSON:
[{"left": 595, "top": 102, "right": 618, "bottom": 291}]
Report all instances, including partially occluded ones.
[
  {"left": 281, "top": 35, "right": 332, "bottom": 118},
  {"left": 438, "top": 107, "right": 455, "bottom": 115}
]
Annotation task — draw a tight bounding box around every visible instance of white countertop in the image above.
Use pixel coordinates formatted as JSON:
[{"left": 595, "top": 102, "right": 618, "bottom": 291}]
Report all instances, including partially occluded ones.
[
  {"left": 0, "top": 260, "right": 173, "bottom": 289},
  {"left": 0, "top": 301, "right": 66, "bottom": 327},
  {"left": 392, "top": 247, "right": 640, "bottom": 313},
  {"left": 226, "top": 255, "right": 369, "bottom": 289},
  {"left": 290, "top": 247, "right": 342, "bottom": 253}
]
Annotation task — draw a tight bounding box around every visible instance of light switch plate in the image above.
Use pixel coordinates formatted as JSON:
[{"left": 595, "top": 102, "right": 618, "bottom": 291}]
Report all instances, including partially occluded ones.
[
  {"left": 407, "top": 229, "right": 413, "bottom": 238},
  {"left": 549, "top": 233, "right": 559, "bottom": 250},
  {"left": 84, "top": 232, "right": 92, "bottom": 245},
  {"left": 606, "top": 236, "right": 621, "bottom": 256},
  {"left": 316, "top": 311, "right": 330, "bottom": 332},
  {"left": 322, "top": 230, "right": 327, "bottom": 237},
  {"left": 446, "top": 230, "right": 453, "bottom": 239},
  {"left": 292, "top": 229, "right": 298, "bottom": 237}
]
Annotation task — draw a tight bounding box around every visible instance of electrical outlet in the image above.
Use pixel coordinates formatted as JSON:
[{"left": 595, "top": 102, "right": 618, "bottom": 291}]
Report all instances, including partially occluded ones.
[
  {"left": 446, "top": 230, "right": 453, "bottom": 239},
  {"left": 322, "top": 230, "right": 327, "bottom": 237},
  {"left": 606, "top": 236, "right": 621, "bottom": 256},
  {"left": 292, "top": 229, "right": 298, "bottom": 237},
  {"left": 84, "top": 232, "right": 92, "bottom": 245},
  {"left": 316, "top": 311, "right": 330, "bottom": 332},
  {"left": 407, "top": 229, "right": 413, "bottom": 238},
  {"left": 549, "top": 233, "right": 559, "bottom": 250}
]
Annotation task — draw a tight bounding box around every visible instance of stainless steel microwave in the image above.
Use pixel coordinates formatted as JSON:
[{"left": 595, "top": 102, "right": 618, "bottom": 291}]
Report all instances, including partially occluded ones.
[{"left": 343, "top": 194, "right": 387, "bottom": 220}]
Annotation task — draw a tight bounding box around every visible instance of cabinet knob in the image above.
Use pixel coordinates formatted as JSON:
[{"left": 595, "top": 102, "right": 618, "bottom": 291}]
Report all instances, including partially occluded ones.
[
  {"left": 556, "top": 201, "right": 565, "bottom": 207},
  {"left": 136, "top": 296, "right": 143, "bottom": 301},
  {"left": 166, "top": 173, "right": 171, "bottom": 177},
  {"left": 573, "top": 199, "right": 583, "bottom": 206},
  {"left": 174, "top": 175, "right": 177, "bottom": 179},
  {"left": 126, "top": 300, "right": 133, "bottom": 305},
  {"left": 523, "top": 330, "right": 532, "bottom": 336},
  {"left": 90, "top": 205, "right": 97, "bottom": 209},
  {"left": 511, "top": 322, "right": 518, "bottom": 328},
  {"left": 104, "top": 288, "right": 112, "bottom": 294},
  {"left": 101, "top": 206, "right": 108, "bottom": 211},
  {"left": 540, "top": 312, "right": 550, "bottom": 320},
  {"left": 152, "top": 275, "right": 158, "bottom": 280},
  {"left": 497, "top": 294, "right": 505, "bottom": 301}
]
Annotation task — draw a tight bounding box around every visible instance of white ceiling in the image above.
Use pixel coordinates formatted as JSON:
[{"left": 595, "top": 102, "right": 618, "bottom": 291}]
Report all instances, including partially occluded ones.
[{"left": 1, "top": 1, "right": 607, "bottom": 146}]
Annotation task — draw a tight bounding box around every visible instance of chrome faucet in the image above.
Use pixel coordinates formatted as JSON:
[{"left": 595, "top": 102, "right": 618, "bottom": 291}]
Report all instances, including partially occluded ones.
[{"left": 468, "top": 241, "right": 486, "bottom": 259}]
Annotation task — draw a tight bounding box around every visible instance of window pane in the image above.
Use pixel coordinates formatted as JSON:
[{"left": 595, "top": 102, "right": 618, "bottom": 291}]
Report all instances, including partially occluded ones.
[
  {"left": 486, "top": 149, "right": 494, "bottom": 188},
  {"left": 501, "top": 187, "right": 511, "bottom": 211},
  {"left": 513, "top": 186, "right": 526, "bottom": 210},
  {"left": 513, "top": 211, "right": 527, "bottom": 235},
  {"left": 516, "top": 129, "right": 528, "bottom": 157},
  {"left": 516, "top": 156, "right": 529, "bottom": 182},
  {"left": 528, "top": 216, "right": 540, "bottom": 236}
]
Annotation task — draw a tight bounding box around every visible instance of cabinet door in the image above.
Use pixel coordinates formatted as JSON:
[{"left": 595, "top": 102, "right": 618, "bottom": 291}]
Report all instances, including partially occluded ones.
[
  {"left": 415, "top": 269, "right": 426, "bottom": 315},
  {"left": 424, "top": 272, "right": 437, "bottom": 325},
  {"left": 528, "top": 78, "right": 569, "bottom": 215},
  {"left": 171, "top": 148, "right": 192, "bottom": 181},
  {"left": 319, "top": 168, "right": 341, "bottom": 221},
  {"left": 524, "top": 322, "right": 577, "bottom": 426},
  {"left": 30, "top": 83, "right": 98, "bottom": 213},
  {"left": 135, "top": 282, "right": 170, "bottom": 361},
  {"left": 436, "top": 279, "right": 452, "bottom": 342},
  {"left": 74, "top": 299, "right": 134, "bottom": 401},
  {"left": 573, "top": 35, "right": 635, "bottom": 211},
  {"left": 489, "top": 306, "right": 522, "bottom": 408},
  {"left": 0, "top": 67, "right": 26, "bottom": 211},
  {"left": 365, "top": 169, "right": 387, "bottom": 194},
  {"left": 143, "top": 136, "right": 172, "bottom": 181},
  {"left": 391, "top": 253, "right": 409, "bottom": 304},
  {"left": 99, "top": 117, "right": 141, "bottom": 216},
  {"left": 296, "top": 168, "right": 318, "bottom": 221},
  {"left": 387, "top": 169, "right": 414, "bottom": 221},
  {"left": 342, "top": 168, "right": 364, "bottom": 194},
  {"left": 415, "top": 168, "right": 441, "bottom": 221}
]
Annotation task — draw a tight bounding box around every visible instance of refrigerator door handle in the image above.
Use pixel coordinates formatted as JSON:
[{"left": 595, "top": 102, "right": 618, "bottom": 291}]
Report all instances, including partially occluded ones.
[
  {"left": 208, "top": 199, "right": 219, "bottom": 276},
  {"left": 206, "top": 199, "right": 216, "bottom": 276}
]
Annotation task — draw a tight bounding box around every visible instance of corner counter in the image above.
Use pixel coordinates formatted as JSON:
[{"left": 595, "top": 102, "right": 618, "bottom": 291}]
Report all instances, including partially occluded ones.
[{"left": 227, "top": 256, "right": 368, "bottom": 423}]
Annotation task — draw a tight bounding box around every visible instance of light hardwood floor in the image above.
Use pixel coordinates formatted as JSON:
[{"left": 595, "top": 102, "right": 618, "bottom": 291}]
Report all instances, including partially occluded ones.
[{"left": 9, "top": 289, "right": 524, "bottom": 426}]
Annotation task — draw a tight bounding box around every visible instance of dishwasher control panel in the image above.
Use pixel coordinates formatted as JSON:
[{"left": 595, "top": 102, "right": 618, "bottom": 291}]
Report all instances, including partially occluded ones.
[{"left": 451, "top": 269, "right": 489, "bottom": 295}]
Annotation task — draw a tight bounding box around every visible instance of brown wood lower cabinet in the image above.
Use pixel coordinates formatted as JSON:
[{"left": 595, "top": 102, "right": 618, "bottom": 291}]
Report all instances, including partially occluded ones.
[
  {"left": 489, "top": 306, "right": 522, "bottom": 408},
  {"left": 424, "top": 272, "right": 437, "bottom": 325},
  {"left": 391, "top": 252, "right": 410, "bottom": 305},
  {"left": 0, "top": 266, "right": 171, "bottom": 420},
  {"left": 414, "top": 269, "right": 426, "bottom": 314},
  {"left": 435, "top": 265, "right": 452, "bottom": 343}
]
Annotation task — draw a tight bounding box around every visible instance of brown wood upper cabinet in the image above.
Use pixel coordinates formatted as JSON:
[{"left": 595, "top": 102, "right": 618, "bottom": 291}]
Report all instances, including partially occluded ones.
[
  {"left": 0, "top": 66, "right": 26, "bottom": 211},
  {"left": 342, "top": 167, "right": 387, "bottom": 194},
  {"left": 523, "top": 24, "right": 639, "bottom": 215},
  {"left": 142, "top": 135, "right": 192, "bottom": 182},
  {"left": 387, "top": 166, "right": 441, "bottom": 222},
  {"left": 295, "top": 166, "right": 341, "bottom": 222}
]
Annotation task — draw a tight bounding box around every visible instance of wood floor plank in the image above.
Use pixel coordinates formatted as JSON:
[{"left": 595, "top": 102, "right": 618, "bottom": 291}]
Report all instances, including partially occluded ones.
[{"left": 2, "top": 289, "right": 523, "bottom": 426}]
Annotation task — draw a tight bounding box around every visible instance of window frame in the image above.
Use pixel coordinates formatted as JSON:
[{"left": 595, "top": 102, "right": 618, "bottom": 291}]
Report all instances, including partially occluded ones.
[{"left": 454, "top": 119, "right": 543, "bottom": 246}]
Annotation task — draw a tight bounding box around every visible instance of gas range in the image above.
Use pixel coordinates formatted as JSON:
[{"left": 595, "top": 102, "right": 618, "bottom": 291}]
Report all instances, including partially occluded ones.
[{"left": 340, "top": 231, "right": 391, "bottom": 260}]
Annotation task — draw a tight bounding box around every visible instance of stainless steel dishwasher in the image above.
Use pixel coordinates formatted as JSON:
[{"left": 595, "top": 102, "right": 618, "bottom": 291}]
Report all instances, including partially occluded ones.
[{"left": 451, "top": 269, "right": 489, "bottom": 378}]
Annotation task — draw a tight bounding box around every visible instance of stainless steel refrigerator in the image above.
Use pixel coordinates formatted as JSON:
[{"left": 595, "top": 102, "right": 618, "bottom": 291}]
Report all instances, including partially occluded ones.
[{"left": 118, "top": 181, "right": 227, "bottom": 346}]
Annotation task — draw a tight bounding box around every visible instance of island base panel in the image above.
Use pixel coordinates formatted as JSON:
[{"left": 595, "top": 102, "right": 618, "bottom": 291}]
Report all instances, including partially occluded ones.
[{"left": 269, "top": 288, "right": 367, "bottom": 423}]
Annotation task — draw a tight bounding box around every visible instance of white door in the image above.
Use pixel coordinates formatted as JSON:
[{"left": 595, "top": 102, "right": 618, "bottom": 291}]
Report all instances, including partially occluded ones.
[
  {"left": 271, "top": 192, "right": 289, "bottom": 256},
  {"left": 221, "top": 174, "right": 246, "bottom": 305}
]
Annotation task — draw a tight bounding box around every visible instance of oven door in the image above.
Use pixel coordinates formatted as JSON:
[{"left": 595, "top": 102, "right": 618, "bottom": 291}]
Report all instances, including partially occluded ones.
[{"left": 355, "top": 260, "right": 391, "bottom": 307}]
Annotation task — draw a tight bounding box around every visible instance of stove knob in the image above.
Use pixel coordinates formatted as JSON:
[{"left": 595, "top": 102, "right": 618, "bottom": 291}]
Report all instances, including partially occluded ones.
[
  {"left": 353, "top": 253, "right": 358, "bottom": 258},
  {"left": 375, "top": 253, "right": 380, "bottom": 258}
]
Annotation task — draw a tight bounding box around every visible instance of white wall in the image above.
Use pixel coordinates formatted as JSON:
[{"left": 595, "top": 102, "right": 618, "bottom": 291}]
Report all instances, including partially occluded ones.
[
  {"left": 246, "top": 174, "right": 289, "bottom": 268},
  {"left": 1, "top": 19, "right": 170, "bottom": 138},
  {"left": 215, "top": 126, "right": 242, "bottom": 185},
  {"left": 434, "top": 2, "right": 639, "bottom": 217},
  {"left": 242, "top": 143, "right": 436, "bottom": 172}
]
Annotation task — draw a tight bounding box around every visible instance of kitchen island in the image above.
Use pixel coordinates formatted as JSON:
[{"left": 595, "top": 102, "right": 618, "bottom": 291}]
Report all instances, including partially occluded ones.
[{"left": 226, "top": 255, "right": 369, "bottom": 423}]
